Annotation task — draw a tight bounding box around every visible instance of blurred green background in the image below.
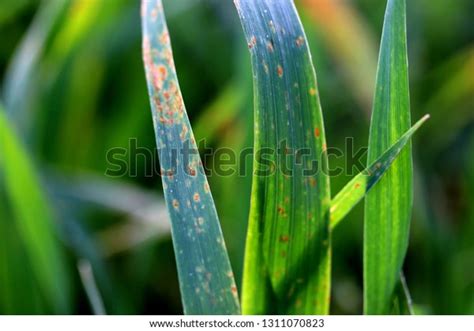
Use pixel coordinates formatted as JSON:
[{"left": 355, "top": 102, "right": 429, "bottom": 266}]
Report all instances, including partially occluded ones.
[{"left": 0, "top": 0, "right": 472, "bottom": 314}]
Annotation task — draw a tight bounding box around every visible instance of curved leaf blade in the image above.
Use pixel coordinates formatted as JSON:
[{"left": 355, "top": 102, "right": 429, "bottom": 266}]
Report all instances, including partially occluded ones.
[
  {"left": 364, "top": 0, "right": 412, "bottom": 314},
  {"left": 330, "top": 115, "right": 429, "bottom": 229},
  {"left": 0, "top": 105, "right": 71, "bottom": 313},
  {"left": 141, "top": 0, "right": 240, "bottom": 315},
  {"left": 235, "top": 0, "right": 331, "bottom": 314}
]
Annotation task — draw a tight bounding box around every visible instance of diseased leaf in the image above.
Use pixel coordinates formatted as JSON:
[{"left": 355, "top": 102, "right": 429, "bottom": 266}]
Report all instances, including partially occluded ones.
[
  {"left": 330, "top": 115, "right": 429, "bottom": 229},
  {"left": 141, "top": 0, "right": 240, "bottom": 315},
  {"left": 235, "top": 0, "right": 331, "bottom": 314},
  {"left": 0, "top": 105, "right": 71, "bottom": 313},
  {"left": 364, "top": 0, "right": 412, "bottom": 314}
]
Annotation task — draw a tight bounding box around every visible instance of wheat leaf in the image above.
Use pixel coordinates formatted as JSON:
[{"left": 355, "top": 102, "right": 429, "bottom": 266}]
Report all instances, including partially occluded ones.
[
  {"left": 235, "top": 0, "right": 331, "bottom": 314},
  {"left": 330, "top": 115, "right": 428, "bottom": 229},
  {"left": 141, "top": 0, "right": 240, "bottom": 315},
  {"left": 364, "top": 0, "right": 412, "bottom": 314}
]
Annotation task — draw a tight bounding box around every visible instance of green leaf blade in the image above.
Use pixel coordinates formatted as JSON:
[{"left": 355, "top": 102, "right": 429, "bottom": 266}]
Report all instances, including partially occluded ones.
[
  {"left": 330, "top": 115, "right": 429, "bottom": 230},
  {"left": 141, "top": 0, "right": 240, "bottom": 315},
  {"left": 0, "top": 106, "right": 71, "bottom": 313},
  {"left": 364, "top": 0, "right": 412, "bottom": 315},
  {"left": 235, "top": 0, "right": 331, "bottom": 314}
]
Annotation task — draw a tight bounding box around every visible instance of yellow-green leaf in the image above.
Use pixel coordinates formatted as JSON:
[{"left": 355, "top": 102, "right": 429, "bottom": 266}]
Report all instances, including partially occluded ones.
[
  {"left": 0, "top": 105, "right": 71, "bottom": 313},
  {"left": 330, "top": 115, "right": 429, "bottom": 230}
]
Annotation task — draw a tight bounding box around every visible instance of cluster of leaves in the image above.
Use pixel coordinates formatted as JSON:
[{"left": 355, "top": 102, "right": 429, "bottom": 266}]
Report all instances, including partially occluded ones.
[{"left": 141, "top": 0, "right": 427, "bottom": 314}]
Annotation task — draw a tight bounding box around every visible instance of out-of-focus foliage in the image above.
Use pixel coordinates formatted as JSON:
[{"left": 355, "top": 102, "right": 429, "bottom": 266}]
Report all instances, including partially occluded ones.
[{"left": 0, "top": 0, "right": 472, "bottom": 314}]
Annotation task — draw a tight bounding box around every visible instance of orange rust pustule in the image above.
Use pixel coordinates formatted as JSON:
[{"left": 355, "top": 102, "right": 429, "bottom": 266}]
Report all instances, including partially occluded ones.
[
  {"left": 314, "top": 127, "right": 320, "bottom": 138},
  {"left": 279, "top": 235, "right": 290, "bottom": 243},
  {"left": 296, "top": 36, "right": 305, "bottom": 47},
  {"left": 277, "top": 206, "right": 286, "bottom": 216},
  {"left": 172, "top": 199, "right": 179, "bottom": 210},
  {"left": 267, "top": 40, "right": 274, "bottom": 52},
  {"left": 248, "top": 36, "right": 257, "bottom": 49},
  {"left": 152, "top": 64, "right": 167, "bottom": 91},
  {"left": 188, "top": 166, "right": 196, "bottom": 176},
  {"left": 277, "top": 65, "right": 284, "bottom": 77}
]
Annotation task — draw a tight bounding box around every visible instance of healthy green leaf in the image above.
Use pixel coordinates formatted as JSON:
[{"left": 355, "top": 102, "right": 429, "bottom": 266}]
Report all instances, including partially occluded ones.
[
  {"left": 141, "top": 0, "right": 240, "bottom": 315},
  {"left": 235, "top": 0, "right": 331, "bottom": 314},
  {"left": 364, "top": 0, "right": 412, "bottom": 314},
  {"left": 0, "top": 105, "right": 71, "bottom": 313},
  {"left": 330, "top": 115, "right": 429, "bottom": 230}
]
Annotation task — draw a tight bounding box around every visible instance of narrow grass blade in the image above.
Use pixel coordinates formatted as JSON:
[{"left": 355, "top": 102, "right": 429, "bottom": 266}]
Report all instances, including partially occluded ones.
[
  {"left": 330, "top": 115, "right": 429, "bottom": 229},
  {"left": 0, "top": 105, "right": 71, "bottom": 313},
  {"left": 391, "top": 271, "right": 415, "bottom": 315},
  {"left": 46, "top": 173, "right": 171, "bottom": 256},
  {"left": 2, "top": 0, "right": 68, "bottom": 132},
  {"left": 235, "top": 0, "right": 331, "bottom": 314},
  {"left": 364, "top": 0, "right": 413, "bottom": 314},
  {"left": 141, "top": 1, "right": 240, "bottom": 314},
  {"left": 78, "top": 259, "right": 106, "bottom": 315}
]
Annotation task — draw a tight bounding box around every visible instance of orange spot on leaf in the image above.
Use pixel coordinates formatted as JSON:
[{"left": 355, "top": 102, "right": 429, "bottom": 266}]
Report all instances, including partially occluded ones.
[
  {"left": 248, "top": 36, "right": 257, "bottom": 49},
  {"left": 296, "top": 36, "right": 305, "bottom": 47},
  {"left": 172, "top": 199, "right": 179, "bottom": 210},
  {"left": 277, "top": 65, "right": 283, "bottom": 77},
  {"left": 277, "top": 206, "right": 286, "bottom": 216},
  {"left": 267, "top": 40, "right": 274, "bottom": 52},
  {"left": 314, "top": 127, "right": 320, "bottom": 138},
  {"left": 279, "top": 235, "right": 290, "bottom": 243}
]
